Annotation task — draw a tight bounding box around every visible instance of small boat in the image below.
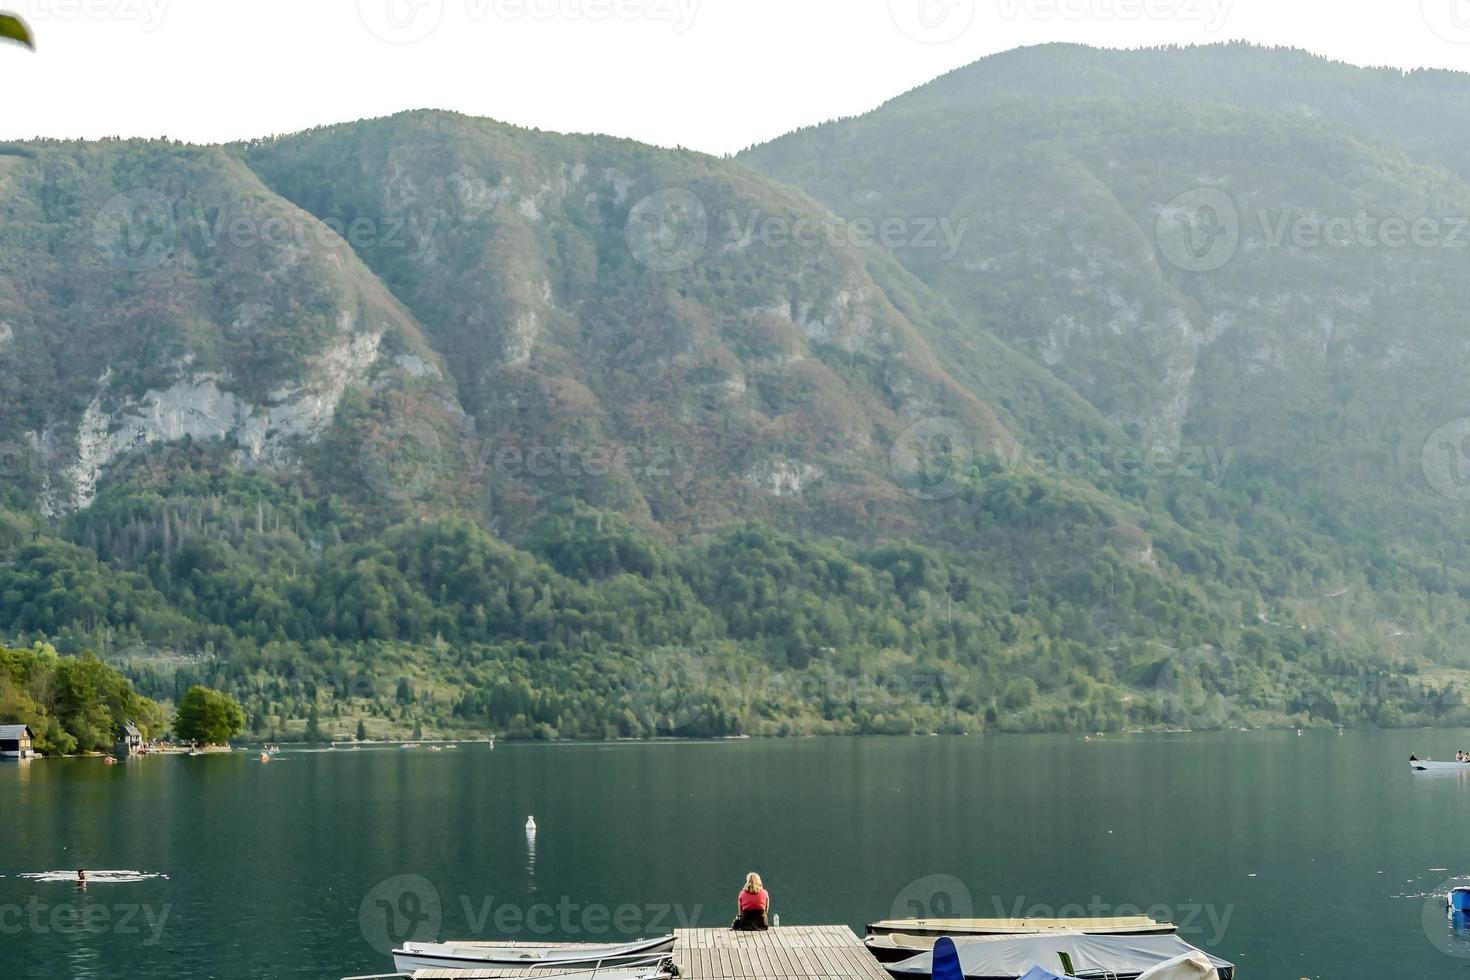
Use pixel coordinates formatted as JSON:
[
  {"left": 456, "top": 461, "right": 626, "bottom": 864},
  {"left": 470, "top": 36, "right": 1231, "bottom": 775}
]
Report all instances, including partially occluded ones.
[
  {"left": 392, "top": 955, "right": 672, "bottom": 977},
  {"left": 866, "top": 916, "right": 1176, "bottom": 941},
  {"left": 1409, "top": 758, "right": 1470, "bottom": 772},
  {"left": 1450, "top": 887, "right": 1470, "bottom": 913},
  {"left": 392, "top": 936, "right": 675, "bottom": 974},
  {"left": 885, "top": 933, "right": 1233, "bottom": 980},
  {"left": 526, "top": 815, "right": 538, "bottom": 833},
  {"left": 865, "top": 919, "right": 1177, "bottom": 963}
]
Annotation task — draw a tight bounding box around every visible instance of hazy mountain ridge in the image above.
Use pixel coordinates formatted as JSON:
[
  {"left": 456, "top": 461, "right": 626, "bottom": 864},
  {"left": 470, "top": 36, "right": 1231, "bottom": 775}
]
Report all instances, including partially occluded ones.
[{"left": 742, "top": 44, "right": 1470, "bottom": 535}]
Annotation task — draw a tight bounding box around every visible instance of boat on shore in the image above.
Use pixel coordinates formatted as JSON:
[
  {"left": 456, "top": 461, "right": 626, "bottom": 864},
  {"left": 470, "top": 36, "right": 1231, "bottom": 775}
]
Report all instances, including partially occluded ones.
[
  {"left": 884, "top": 933, "right": 1232, "bottom": 980},
  {"left": 391, "top": 935, "right": 676, "bottom": 974}
]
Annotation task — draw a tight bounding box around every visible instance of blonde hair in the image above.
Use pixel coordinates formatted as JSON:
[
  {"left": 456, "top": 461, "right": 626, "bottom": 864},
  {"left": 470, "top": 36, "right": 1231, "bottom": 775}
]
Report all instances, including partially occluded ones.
[{"left": 744, "top": 872, "right": 763, "bottom": 893}]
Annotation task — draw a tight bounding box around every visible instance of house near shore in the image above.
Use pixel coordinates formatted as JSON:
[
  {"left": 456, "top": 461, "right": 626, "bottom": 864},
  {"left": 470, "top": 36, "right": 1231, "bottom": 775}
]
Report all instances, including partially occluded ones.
[
  {"left": 0, "top": 724, "right": 34, "bottom": 759},
  {"left": 115, "top": 722, "right": 143, "bottom": 757}
]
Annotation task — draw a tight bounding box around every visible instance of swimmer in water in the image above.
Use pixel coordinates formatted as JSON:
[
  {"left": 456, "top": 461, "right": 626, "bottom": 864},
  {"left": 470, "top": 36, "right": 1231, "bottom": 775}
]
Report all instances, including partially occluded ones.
[{"left": 77, "top": 869, "right": 86, "bottom": 890}]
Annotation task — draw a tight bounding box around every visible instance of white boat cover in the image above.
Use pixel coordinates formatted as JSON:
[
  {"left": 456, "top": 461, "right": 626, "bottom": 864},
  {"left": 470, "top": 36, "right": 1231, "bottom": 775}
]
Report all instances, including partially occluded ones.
[
  {"left": 887, "top": 934, "right": 1233, "bottom": 979},
  {"left": 1017, "top": 968, "right": 1081, "bottom": 980},
  {"left": 1136, "top": 952, "right": 1219, "bottom": 980}
]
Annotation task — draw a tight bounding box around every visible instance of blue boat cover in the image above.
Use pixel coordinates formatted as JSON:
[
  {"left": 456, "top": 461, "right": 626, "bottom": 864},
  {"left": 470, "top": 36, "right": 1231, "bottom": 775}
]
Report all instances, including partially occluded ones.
[
  {"left": 886, "top": 933, "right": 1234, "bottom": 979},
  {"left": 931, "top": 937, "right": 965, "bottom": 980}
]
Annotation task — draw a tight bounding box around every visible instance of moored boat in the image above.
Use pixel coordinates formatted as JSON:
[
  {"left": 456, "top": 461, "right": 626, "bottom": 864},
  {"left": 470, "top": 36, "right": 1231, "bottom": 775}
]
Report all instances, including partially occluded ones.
[
  {"left": 391, "top": 954, "right": 672, "bottom": 977},
  {"left": 1409, "top": 758, "right": 1470, "bottom": 772},
  {"left": 866, "top": 916, "right": 1175, "bottom": 940},
  {"left": 865, "top": 920, "right": 1177, "bottom": 963},
  {"left": 884, "top": 933, "right": 1233, "bottom": 980},
  {"left": 391, "top": 935, "right": 677, "bottom": 974}
]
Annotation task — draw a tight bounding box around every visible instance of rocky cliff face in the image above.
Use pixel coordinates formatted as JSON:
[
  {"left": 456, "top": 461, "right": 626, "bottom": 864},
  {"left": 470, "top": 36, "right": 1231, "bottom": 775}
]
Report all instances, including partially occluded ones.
[{"left": 0, "top": 140, "right": 460, "bottom": 518}]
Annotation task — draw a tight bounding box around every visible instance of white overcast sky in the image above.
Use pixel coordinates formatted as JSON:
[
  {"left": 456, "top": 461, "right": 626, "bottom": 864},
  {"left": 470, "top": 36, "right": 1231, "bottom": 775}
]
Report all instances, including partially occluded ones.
[{"left": 5, "top": 0, "right": 1470, "bottom": 155}]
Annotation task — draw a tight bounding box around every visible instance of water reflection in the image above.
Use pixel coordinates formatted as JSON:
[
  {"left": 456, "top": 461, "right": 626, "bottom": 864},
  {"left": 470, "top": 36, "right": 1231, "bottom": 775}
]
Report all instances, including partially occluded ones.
[{"left": 526, "top": 816, "right": 538, "bottom": 892}]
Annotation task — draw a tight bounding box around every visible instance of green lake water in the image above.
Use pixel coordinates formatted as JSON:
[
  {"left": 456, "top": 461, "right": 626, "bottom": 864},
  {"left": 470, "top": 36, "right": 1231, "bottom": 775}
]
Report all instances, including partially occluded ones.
[{"left": 2, "top": 731, "right": 1469, "bottom": 979}]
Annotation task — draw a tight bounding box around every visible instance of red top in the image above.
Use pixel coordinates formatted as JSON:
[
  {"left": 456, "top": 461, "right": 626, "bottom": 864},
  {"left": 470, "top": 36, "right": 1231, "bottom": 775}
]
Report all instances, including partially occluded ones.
[{"left": 738, "top": 888, "right": 770, "bottom": 913}]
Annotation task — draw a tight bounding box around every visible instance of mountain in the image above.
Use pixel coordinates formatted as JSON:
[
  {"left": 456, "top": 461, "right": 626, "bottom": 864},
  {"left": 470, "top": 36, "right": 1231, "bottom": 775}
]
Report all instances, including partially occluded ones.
[
  {"left": 743, "top": 42, "right": 1470, "bottom": 640},
  {"left": 4, "top": 48, "right": 1470, "bottom": 742}
]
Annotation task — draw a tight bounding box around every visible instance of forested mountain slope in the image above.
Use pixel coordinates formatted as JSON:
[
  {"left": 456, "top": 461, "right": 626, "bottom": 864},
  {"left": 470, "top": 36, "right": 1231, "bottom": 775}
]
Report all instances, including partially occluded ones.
[{"left": 3, "top": 51, "right": 1468, "bottom": 740}]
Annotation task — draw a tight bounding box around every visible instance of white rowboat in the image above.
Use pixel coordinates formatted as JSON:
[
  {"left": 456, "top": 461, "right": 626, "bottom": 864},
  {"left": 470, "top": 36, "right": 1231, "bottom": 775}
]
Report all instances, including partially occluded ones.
[
  {"left": 392, "top": 935, "right": 675, "bottom": 974},
  {"left": 391, "top": 952, "right": 672, "bottom": 975}
]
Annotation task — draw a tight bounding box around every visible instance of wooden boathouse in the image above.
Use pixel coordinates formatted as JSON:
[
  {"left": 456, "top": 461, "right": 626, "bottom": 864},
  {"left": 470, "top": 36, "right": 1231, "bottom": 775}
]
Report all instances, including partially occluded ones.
[{"left": 0, "top": 724, "right": 34, "bottom": 759}]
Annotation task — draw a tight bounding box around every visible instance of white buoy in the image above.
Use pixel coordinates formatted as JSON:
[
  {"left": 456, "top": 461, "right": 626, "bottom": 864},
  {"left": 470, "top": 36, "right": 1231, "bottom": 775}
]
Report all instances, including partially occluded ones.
[{"left": 526, "top": 815, "right": 537, "bottom": 833}]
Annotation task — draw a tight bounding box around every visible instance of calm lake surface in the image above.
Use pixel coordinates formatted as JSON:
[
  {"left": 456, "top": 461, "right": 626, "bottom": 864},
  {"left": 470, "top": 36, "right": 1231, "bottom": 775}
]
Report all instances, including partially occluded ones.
[{"left": 2, "top": 732, "right": 1469, "bottom": 979}]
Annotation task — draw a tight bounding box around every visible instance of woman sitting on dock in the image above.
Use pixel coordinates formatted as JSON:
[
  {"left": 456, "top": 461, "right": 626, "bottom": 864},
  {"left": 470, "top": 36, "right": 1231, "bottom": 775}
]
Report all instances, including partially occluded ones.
[{"left": 732, "top": 872, "right": 770, "bottom": 931}]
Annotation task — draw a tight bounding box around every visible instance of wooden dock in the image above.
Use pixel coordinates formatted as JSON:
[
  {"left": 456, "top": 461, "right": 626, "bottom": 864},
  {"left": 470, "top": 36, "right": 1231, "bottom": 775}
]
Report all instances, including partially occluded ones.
[{"left": 413, "top": 926, "right": 892, "bottom": 980}]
